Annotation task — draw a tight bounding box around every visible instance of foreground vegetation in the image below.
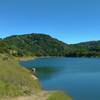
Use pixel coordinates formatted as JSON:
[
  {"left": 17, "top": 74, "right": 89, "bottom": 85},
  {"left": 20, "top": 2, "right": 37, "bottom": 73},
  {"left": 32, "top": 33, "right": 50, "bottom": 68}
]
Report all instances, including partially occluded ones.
[{"left": 0, "top": 54, "right": 41, "bottom": 99}]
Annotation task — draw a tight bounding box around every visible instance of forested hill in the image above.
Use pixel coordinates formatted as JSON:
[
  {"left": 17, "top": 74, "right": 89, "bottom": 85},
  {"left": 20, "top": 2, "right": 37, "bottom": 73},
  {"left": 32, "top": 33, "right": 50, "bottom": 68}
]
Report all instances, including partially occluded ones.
[
  {"left": 0, "top": 33, "right": 100, "bottom": 57},
  {"left": 0, "top": 33, "right": 70, "bottom": 57},
  {"left": 76, "top": 41, "right": 100, "bottom": 46},
  {"left": 67, "top": 41, "right": 100, "bottom": 57}
]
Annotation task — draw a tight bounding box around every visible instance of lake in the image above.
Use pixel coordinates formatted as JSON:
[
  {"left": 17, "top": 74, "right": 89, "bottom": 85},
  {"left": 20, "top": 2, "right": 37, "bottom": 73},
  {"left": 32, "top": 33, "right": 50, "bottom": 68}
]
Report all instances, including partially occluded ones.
[{"left": 20, "top": 57, "right": 100, "bottom": 100}]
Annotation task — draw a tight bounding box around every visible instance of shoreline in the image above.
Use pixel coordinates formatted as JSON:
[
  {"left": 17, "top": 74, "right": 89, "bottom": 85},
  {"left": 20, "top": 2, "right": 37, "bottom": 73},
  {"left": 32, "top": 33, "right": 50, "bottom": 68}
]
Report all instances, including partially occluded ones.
[
  {"left": 16, "top": 56, "right": 100, "bottom": 62},
  {"left": 15, "top": 56, "right": 52, "bottom": 61},
  {"left": 15, "top": 56, "right": 36, "bottom": 61}
]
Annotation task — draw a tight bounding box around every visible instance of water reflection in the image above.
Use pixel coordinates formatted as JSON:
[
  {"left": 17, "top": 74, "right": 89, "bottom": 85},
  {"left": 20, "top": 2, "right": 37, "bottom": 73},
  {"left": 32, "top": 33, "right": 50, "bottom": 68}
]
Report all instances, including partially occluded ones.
[{"left": 34, "top": 67, "right": 64, "bottom": 80}]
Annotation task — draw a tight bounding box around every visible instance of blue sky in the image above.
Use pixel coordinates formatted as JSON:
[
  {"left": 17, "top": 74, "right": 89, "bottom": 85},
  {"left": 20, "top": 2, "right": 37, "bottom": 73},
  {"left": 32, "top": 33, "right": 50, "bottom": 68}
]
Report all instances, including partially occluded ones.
[{"left": 0, "top": 0, "right": 100, "bottom": 44}]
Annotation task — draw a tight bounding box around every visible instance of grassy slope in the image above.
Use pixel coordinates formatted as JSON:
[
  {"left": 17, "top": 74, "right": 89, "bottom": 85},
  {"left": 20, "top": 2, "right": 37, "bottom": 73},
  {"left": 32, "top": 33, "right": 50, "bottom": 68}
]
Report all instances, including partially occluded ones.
[{"left": 0, "top": 54, "right": 41, "bottom": 98}]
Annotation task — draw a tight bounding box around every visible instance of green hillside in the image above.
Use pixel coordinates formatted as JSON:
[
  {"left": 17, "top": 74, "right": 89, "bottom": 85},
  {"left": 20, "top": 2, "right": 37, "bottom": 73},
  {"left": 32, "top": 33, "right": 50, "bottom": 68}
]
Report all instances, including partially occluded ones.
[
  {"left": 67, "top": 41, "right": 100, "bottom": 57},
  {"left": 0, "top": 33, "right": 69, "bottom": 57}
]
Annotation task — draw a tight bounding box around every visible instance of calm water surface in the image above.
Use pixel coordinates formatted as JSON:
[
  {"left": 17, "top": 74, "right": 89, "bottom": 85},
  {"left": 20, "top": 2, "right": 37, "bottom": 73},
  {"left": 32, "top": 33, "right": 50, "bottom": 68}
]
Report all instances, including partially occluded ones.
[{"left": 20, "top": 57, "right": 100, "bottom": 100}]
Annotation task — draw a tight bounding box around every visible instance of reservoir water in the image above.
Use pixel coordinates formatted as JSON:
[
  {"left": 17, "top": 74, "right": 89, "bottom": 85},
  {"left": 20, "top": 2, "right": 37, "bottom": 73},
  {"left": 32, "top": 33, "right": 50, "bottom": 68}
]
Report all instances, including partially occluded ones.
[{"left": 20, "top": 57, "right": 100, "bottom": 100}]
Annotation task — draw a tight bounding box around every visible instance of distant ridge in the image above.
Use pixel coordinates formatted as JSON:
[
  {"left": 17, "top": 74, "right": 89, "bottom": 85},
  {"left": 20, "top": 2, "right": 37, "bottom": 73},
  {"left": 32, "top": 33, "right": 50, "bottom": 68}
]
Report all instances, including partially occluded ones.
[
  {"left": 0, "top": 33, "right": 100, "bottom": 57},
  {"left": 76, "top": 40, "right": 100, "bottom": 46}
]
